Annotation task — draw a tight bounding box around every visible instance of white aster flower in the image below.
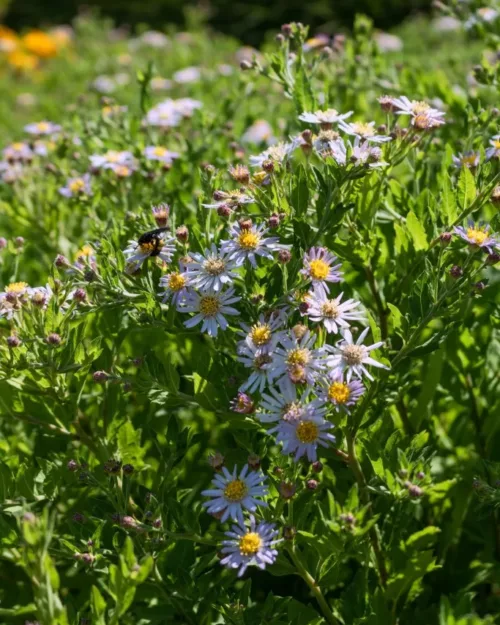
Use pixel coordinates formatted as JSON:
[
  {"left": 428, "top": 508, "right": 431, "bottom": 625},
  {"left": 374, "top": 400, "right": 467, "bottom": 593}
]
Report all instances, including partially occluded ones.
[
  {"left": 159, "top": 268, "right": 191, "bottom": 306},
  {"left": 325, "top": 328, "right": 388, "bottom": 382},
  {"left": 391, "top": 96, "right": 445, "bottom": 123},
  {"left": 24, "top": 120, "right": 62, "bottom": 136},
  {"left": 299, "top": 108, "right": 353, "bottom": 126},
  {"left": 237, "top": 343, "right": 278, "bottom": 393},
  {"left": 29, "top": 284, "right": 53, "bottom": 310},
  {"left": 181, "top": 288, "right": 240, "bottom": 337},
  {"left": 257, "top": 383, "right": 327, "bottom": 425},
  {"left": 242, "top": 120, "right": 275, "bottom": 145},
  {"left": 304, "top": 289, "right": 365, "bottom": 334},
  {"left": 221, "top": 222, "right": 284, "bottom": 267},
  {"left": 202, "top": 190, "right": 255, "bottom": 211},
  {"left": 249, "top": 142, "right": 294, "bottom": 167},
  {"left": 59, "top": 173, "right": 92, "bottom": 198},
  {"left": 275, "top": 414, "right": 335, "bottom": 462},
  {"left": 301, "top": 247, "right": 343, "bottom": 294},
  {"left": 201, "top": 464, "right": 268, "bottom": 524},
  {"left": 143, "top": 146, "right": 180, "bottom": 164},
  {"left": 184, "top": 244, "right": 238, "bottom": 292},
  {"left": 486, "top": 136, "right": 500, "bottom": 160},
  {"left": 339, "top": 120, "right": 391, "bottom": 144},
  {"left": 274, "top": 330, "right": 325, "bottom": 389},
  {"left": 173, "top": 66, "right": 201, "bottom": 84},
  {"left": 3, "top": 142, "right": 33, "bottom": 162},
  {"left": 90, "top": 150, "right": 135, "bottom": 170}
]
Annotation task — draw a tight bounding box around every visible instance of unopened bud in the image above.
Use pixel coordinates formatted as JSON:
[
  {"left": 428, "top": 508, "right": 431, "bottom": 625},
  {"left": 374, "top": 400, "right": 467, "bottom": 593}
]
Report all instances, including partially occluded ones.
[
  {"left": 15, "top": 236, "right": 25, "bottom": 248},
  {"left": 312, "top": 461, "right": 323, "bottom": 473},
  {"left": 93, "top": 370, "right": 108, "bottom": 383},
  {"left": 301, "top": 129, "right": 313, "bottom": 143},
  {"left": 0, "top": 237, "right": 7, "bottom": 249},
  {"left": 208, "top": 451, "right": 225, "bottom": 471},
  {"left": 73, "top": 288, "right": 87, "bottom": 302},
  {"left": 55, "top": 254, "right": 70, "bottom": 267},
  {"left": 247, "top": 453, "right": 261, "bottom": 470},
  {"left": 281, "top": 23, "right": 293, "bottom": 37},
  {"left": 122, "top": 463, "right": 134, "bottom": 475},
  {"left": 279, "top": 481, "right": 296, "bottom": 499},
  {"left": 262, "top": 159, "right": 274, "bottom": 173},
  {"left": 440, "top": 232, "right": 452, "bottom": 246},
  {"left": 217, "top": 204, "right": 231, "bottom": 217},
  {"left": 292, "top": 324, "right": 308, "bottom": 340},
  {"left": 46, "top": 333, "right": 61, "bottom": 345},
  {"left": 239, "top": 218, "right": 253, "bottom": 231},
  {"left": 487, "top": 252, "right": 500, "bottom": 265},
  {"left": 176, "top": 225, "right": 189, "bottom": 243},
  {"left": 278, "top": 249, "right": 291, "bottom": 264},
  {"left": 283, "top": 525, "right": 296, "bottom": 540},
  {"left": 450, "top": 265, "right": 463, "bottom": 279},
  {"left": 306, "top": 479, "right": 319, "bottom": 490},
  {"left": 408, "top": 484, "right": 423, "bottom": 498},
  {"left": 268, "top": 213, "right": 280, "bottom": 229},
  {"left": 67, "top": 459, "right": 79, "bottom": 471},
  {"left": 7, "top": 335, "right": 21, "bottom": 348},
  {"left": 240, "top": 60, "right": 252, "bottom": 70}
]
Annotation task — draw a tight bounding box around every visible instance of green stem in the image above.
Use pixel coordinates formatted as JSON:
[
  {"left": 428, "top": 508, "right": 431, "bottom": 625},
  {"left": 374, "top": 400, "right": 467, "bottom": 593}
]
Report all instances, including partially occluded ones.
[{"left": 287, "top": 544, "right": 339, "bottom": 625}]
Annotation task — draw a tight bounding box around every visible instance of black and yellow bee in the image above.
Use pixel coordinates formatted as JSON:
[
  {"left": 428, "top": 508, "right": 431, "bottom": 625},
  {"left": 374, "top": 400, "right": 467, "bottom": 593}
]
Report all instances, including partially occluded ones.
[{"left": 136, "top": 227, "right": 169, "bottom": 257}]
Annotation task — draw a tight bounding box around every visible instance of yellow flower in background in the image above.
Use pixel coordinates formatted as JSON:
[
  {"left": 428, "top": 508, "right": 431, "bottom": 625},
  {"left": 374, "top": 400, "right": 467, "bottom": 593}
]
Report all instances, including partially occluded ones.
[
  {"left": 23, "top": 30, "right": 57, "bottom": 58},
  {"left": 0, "top": 25, "right": 18, "bottom": 52},
  {"left": 7, "top": 49, "right": 39, "bottom": 71}
]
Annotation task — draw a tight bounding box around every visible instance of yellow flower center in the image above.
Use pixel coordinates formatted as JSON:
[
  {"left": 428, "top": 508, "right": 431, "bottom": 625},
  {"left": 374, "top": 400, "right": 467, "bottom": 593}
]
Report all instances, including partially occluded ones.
[
  {"left": 69, "top": 178, "right": 85, "bottom": 193},
  {"left": 493, "top": 140, "right": 500, "bottom": 150},
  {"left": 12, "top": 142, "right": 25, "bottom": 151},
  {"left": 321, "top": 301, "right": 339, "bottom": 318},
  {"left": 296, "top": 420, "right": 319, "bottom": 443},
  {"left": 239, "top": 532, "right": 262, "bottom": 556},
  {"left": 238, "top": 231, "right": 259, "bottom": 250},
  {"left": 286, "top": 348, "right": 310, "bottom": 367},
  {"left": 224, "top": 479, "right": 248, "bottom": 502},
  {"left": 412, "top": 101, "right": 430, "bottom": 114},
  {"left": 308, "top": 259, "right": 330, "bottom": 280},
  {"left": 76, "top": 245, "right": 93, "bottom": 259},
  {"left": 6, "top": 282, "right": 28, "bottom": 294},
  {"left": 203, "top": 258, "right": 226, "bottom": 275},
  {"left": 114, "top": 165, "right": 131, "bottom": 177},
  {"left": 462, "top": 154, "right": 477, "bottom": 167},
  {"left": 342, "top": 344, "right": 365, "bottom": 366},
  {"left": 154, "top": 147, "right": 167, "bottom": 157},
  {"left": 328, "top": 381, "right": 350, "bottom": 404},
  {"left": 106, "top": 151, "right": 120, "bottom": 163},
  {"left": 36, "top": 122, "right": 50, "bottom": 132},
  {"left": 466, "top": 227, "right": 488, "bottom": 246},
  {"left": 168, "top": 273, "right": 186, "bottom": 291},
  {"left": 199, "top": 295, "right": 220, "bottom": 317},
  {"left": 250, "top": 324, "right": 272, "bottom": 346},
  {"left": 352, "top": 122, "right": 375, "bottom": 137}
]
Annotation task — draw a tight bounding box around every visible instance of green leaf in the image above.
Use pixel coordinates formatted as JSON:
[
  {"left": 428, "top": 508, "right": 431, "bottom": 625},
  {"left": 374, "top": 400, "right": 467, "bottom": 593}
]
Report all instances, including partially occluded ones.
[
  {"left": 406, "top": 211, "right": 428, "bottom": 251},
  {"left": 457, "top": 166, "right": 476, "bottom": 210},
  {"left": 91, "top": 586, "right": 107, "bottom": 625}
]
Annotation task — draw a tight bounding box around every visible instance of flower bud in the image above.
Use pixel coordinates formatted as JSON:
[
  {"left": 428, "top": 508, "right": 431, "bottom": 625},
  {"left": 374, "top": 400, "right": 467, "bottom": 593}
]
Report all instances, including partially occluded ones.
[
  {"left": 93, "top": 370, "right": 108, "bottom": 383},
  {"left": 416, "top": 471, "right": 425, "bottom": 480},
  {"left": 487, "top": 252, "right": 500, "bottom": 265},
  {"left": 208, "top": 451, "right": 225, "bottom": 471},
  {"left": 152, "top": 203, "right": 170, "bottom": 227},
  {"left": 262, "top": 159, "right": 274, "bottom": 173},
  {"left": 268, "top": 213, "right": 280, "bottom": 229},
  {"left": 283, "top": 525, "right": 296, "bottom": 540},
  {"left": 67, "top": 459, "right": 79, "bottom": 471},
  {"left": 73, "top": 288, "right": 87, "bottom": 302},
  {"left": 306, "top": 479, "right": 319, "bottom": 490},
  {"left": 14, "top": 236, "right": 25, "bottom": 248},
  {"left": 72, "top": 512, "right": 85, "bottom": 523},
  {"left": 0, "top": 237, "right": 7, "bottom": 249},
  {"left": 238, "top": 218, "right": 253, "bottom": 231},
  {"left": 55, "top": 254, "right": 70, "bottom": 268},
  {"left": 120, "top": 515, "right": 137, "bottom": 529},
  {"left": 7, "top": 335, "right": 21, "bottom": 348},
  {"left": 408, "top": 484, "right": 423, "bottom": 498},
  {"left": 275, "top": 33, "right": 285, "bottom": 43},
  {"left": 450, "top": 265, "right": 463, "bottom": 279},
  {"left": 273, "top": 467, "right": 283, "bottom": 477},
  {"left": 122, "top": 463, "right": 134, "bottom": 475},
  {"left": 298, "top": 301, "right": 310, "bottom": 314},
  {"left": 153, "top": 518, "right": 162, "bottom": 529},
  {"left": 278, "top": 249, "right": 291, "bottom": 264},
  {"left": 230, "top": 392, "right": 255, "bottom": 414},
  {"left": 217, "top": 203, "right": 232, "bottom": 218},
  {"left": 312, "top": 461, "right": 323, "bottom": 473},
  {"left": 81, "top": 552, "right": 95, "bottom": 565},
  {"left": 281, "top": 23, "right": 293, "bottom": 37},
  {"left": 176, "top": 225, "right": 189, "bottom": 243},
  {"left": 46, "top": 333, "right": 61, "bottom": 345},
  {"left": 301, "top": 129, "right": 313, "bottom": 144},
  {"left": 103, "top": 458, "right": 122, "bottom": 474},
  {"left": 473, "top": 281, "right": 486, "bottom": 292},
  {"left": 247, "top": 453, "right": 261, "bottom": 470},
  {"left": 279, "top": 481, "right": 296, "bottom": 499},
  {"left": 439, "top": 232, "right": 452, "bottom": 246},
  {"left": 229, "top": 165, "right": 250, "bottom": 185},
  {"left": 378, "top": 95, "right": 395, "bottom": 112}
]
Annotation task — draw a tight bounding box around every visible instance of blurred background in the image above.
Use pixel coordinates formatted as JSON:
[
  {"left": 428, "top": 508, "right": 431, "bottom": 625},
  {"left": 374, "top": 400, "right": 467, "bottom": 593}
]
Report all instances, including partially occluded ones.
[{"left": 1, "top": 0, "right": 432, "bottom": 45}]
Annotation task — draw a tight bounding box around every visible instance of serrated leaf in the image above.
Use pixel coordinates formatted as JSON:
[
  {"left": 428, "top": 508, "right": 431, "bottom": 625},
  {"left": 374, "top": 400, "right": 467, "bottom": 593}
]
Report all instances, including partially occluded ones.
[{"left": 406, "top": 211, "right": 428, "bottom": 251}]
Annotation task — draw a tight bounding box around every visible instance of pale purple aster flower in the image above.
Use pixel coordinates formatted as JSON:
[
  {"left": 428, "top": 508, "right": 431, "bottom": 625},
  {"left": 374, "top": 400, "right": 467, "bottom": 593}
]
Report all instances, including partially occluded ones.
[
  {"left": 30, "top": 284, "right": 53, "bottom": 309},
  {"left": 201, "top": 464, "right": 268, "bottom": 524},
  {"left": 0, "top": 282, "right": 30, "bottom": 319},
  {"left": 350, "top": 140, "right": 387, "bottom": 168},
  {"left": 221, "top": 222, "right": 284, "bottom": 267},
  {"left": 184, "top": 244, "right": 238, "bottom": 292},
  {"left": 123, "top": 233, "right": 176, "bottom": 270},
  {"left": 242, "top": 120, "right": 275, "bottom": 146},
  {"left": 339, "top": 120, "right": 391, "bottom": 144},
  {"left": 304, "top": 288, "right": 366, "bottom": 334},
  {"left": 391, "top": 96, "right": 445, "bottom": 122},
  {"left": 181, "top": 287, "right": 240, "bottom": 337},
  {"left": 258, "top": 383, "right": 327, "bottom": 425},
  {"left": 249, "top": 142, "right": 293, "bottom": 167},
  {"left": 238, "top": 312, "right": 285, "bottom": 353},
  {"left": 299, "top": 108, "right": 353, "bottom": 126},
  {"left": 0, "top": 162, "right": 24, "bottom": 183},
  {"left": 275, "top": 414, "right": 335, "bottom": 462},
  {"left": 89, "top": 150, "right": 135, "bottom": 170},
  {"left": 158, "top": 268, "right": 191, "bottom": 306},
  {"left": 317, "top": 373, "right": 365, "bottom": 413},
  {"left": 301, "top": 247, "right": 342, "bottom": 294},
  {"left": 220, "top": 515, "right": 281, "bottom": 577},
  {"left": 171, "top": 98, "right": 203, "bottom": 117},
  {"left": 273, "top": 330, "right": 325, "bottom": 389},
  {"left": 3, "top": 142, "right": 33, "bottom": 162},
  {"left": 24, "top": 121, "right": 62, "bottom": 136},
  {"left": 138, "top": 30, "right": 169, "bottom": 48},
  {"left": 143, "top": 146, "right": 180, "bottom": 164},
  {"left": 173, "top": 66, "right": 201, "bottom": 84},
  {"left": 237, "top": 343, "right": 278, "bottom": 393},
  {"left": 59, "top": 173, "right": 92, "bottom": 198},
  {"left": 151, "top": 77, "right": 173, "bottom": 92},
  {"left": 144, "top": 104, "right": 182, "bottom": 128},
  {"left": 91, "top": 75, "right": 116, "bottom": 93},
  {"left": 325, "top": 328, "right": 388, "bottom": 382},
  {"left": 452, "top": 152, "right": 480, "bottom": 169},
  {"left": 453, "top": 222, "right": 497, "bottom": 252},
  {"left": 486, "top": 136, "right": 500, "bottom": 160}
]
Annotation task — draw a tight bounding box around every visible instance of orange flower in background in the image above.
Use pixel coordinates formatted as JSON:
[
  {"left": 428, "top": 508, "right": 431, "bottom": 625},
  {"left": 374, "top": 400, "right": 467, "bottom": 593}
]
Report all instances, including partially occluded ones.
[
  {"left": 0, "top": 24, "right": 18, "bottom": 52},
  {"left": 23, "top": 30, "right": 57, "bottom": 58},
  {"left": 7, "top": 50, "right": 39, "bottom": 71}
]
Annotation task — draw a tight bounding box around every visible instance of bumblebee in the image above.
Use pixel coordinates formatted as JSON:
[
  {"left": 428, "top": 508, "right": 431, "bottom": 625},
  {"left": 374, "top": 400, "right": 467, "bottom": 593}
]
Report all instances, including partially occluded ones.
[{"left": 137, "top": 227, "right": 169, "bottom": 257}]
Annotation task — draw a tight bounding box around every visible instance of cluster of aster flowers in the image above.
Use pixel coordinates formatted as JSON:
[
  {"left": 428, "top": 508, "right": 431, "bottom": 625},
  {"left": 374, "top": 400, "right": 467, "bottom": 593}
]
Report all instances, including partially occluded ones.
[{"left": 143, "top": 97, "right": 202, "bottom": 129}]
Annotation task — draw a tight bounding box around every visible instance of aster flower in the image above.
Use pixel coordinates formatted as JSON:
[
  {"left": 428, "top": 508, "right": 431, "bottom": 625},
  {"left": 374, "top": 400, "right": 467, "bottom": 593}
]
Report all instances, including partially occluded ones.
[
  {"left": 143, "top": 146, "right": 180, "bottom": 164},
  {"left": 486, "top": 136, "right": 500, "bottom": 160},
  {"left": 171, "top": 98, "right": 203, "bottom": 118},
  {"left": 257, "top": 383, "right": 327, "bottom": 424},
  {"left": 299, "top": 108, "right": 353, "bottom": 127},
  {"left": 301, "top": 247, "right": 342, "bottom": 294},
  {"left": 173, "top": 66, "right": 201, "bottom": 84},
  {"left": 238, "top": 312, "right": 285, "bottom": 353},
  {"left": 181, "top": 287, "right": 240, "bottom": 337},
  {"left": 311, "top": 129, "right": 340, "bottom": 155},
  {"left": 184, "top": 244, "right": 238, "bottom": 292},
  {"left": 24, "top": 120, "right": 61, "bottom": 136},
  {"left": 317, "top": 373, "right": 365, "bottom": 413},
  {"left": 151, "top": 203, "right": 170, "bottom": 227},
  {"left": 275, "top": 414, "right": 335, "bottom": 462},
  {"left": 111, "top": 163, "right": 136, "bottom": 178},
  {"left": 221, "top": 222, "right": 284, "bottom": 267},
  {"left": 249, "top": 142, "right": 294, "bottom": 167},
  {"left": 237, "top": 343, "right": 279, "bottom": 393},
  {"left": 454, "top": 222, "right": 497, "bottom": 252},
  {"left": 201, "top": 464, "right": 268, "bottom": 524},
  {"left": 59, "top": 173, "right": 92, "bottom": 198},
  {"left": 242, "top": 120, "right": 275, "bottom": 145},
  {"left": 0, "top": 282, "right": 31, "bottom": 319},
  {"left": 220, "top": 515, "right": 281, "bottom": 577},
  {"left": 71, "top": 244, "right": 97, "bottom": 273},
  {"left": 0, "top": 162, "right": 24, "bottom": 183},
  {"left": 325, "top": 328, "right": 388, "bottom": 382},
  {"left": 391, "top": 97, "right": 445, "bottom": 126},
  {"left": 159, "top": 268, "right": 191, "bottom": 306},
  {"left": 29, "top": 284, "right": 53, "bottom": 310},
  {"left": 3, "top": 142, "right": 33, "bottom": 162},
  {"left": 123, "top": 234, "right": 176, "bottom": 271},
  {"left": 452, "top": 152, "right": 480, "bottom": 170},
  {"left": 203, "top": 190, "right": 255, "bottom": 212},
  {"left": 304, "top": 289, "right": 365, "bottom": 334},
  {"left": 273, "top": 330, "right": 325, "bottom": 389},
  {"left": 151, "top": 77, "right": 172, "bottom": 92},
  {"left": 350, "top": 141, "right": 387, "bottom": 168},
  {"left": 90, "top": 150, "right": 135, "bottom": 170},
  {"left": 102, "top": 104, "right": 128, "bottom": 118},
  {"left": 91, "top": 75, "right": 116, "bottom": 94},
  {"left": 339, "top": 120, "right": 391, "bottom": 144},
  {"left": 144, "top": 104, "right": 182, "bottom": 128}
]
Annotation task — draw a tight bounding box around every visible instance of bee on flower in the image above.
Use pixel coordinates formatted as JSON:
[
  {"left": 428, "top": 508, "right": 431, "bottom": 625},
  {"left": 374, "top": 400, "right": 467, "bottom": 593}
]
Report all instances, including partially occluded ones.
[
  {"left": 143, "top": 146, "right": 180, "bottom": 165},
  {"left": 220, "top": 515, "right": 281, "bottom": 577},
  {"left": 454, "top": 222, "right": 498, "bottom": 252},
  {"left": 181, "top": 287, "right": 240, "bottom": 337},
  {"left": 325, "top": 328, "right": 388, "bottom": 382},
  {"left": 158, "top": 267, "right": 191, "bottom": 306},
  {"left": 59, "top": 173, "right": 92, "bottom": 198},
  {"left": 90, "top": 150, "right": 135, "bottom": 170},
  {"left": 301, "top": 247, "right": 342, "bottom": 294},
  {"left": 299, "top": 108, "right": 353, "bottom": 129},
  {"left": 317, "top": 373, "right": 365, "bottom": 413},
  {"left": 273, "top": 329, "right": 325, "bottom": 389},
  {"left": 452, "top": 152, "right": 480, "bottom": 170},
  {"left": 184, "top": 244, "right": 238, "bottom": 292},
  {"left": 304, "top": 288, "right": 366, "bottom": 334},
  {"left": 221, "top": 222, "right": 284, "bottom": 267},
  {"left": 339, "top": 120, "right": 391, "bottom": 144},
  {"left": 275, "top": 413, "right": 335, "bottom": 462},
  {"left": 24, "top": 121, "right": 61, "bottom": 136},
  {"left": 3, "top": 142, "right": 33, "bottom": 162},
  {"left": 201, "top": 464, "right": 268, "bottom": 524},
  {"left": 123, "top": 230, "right": 176, "bottom": 271}
]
